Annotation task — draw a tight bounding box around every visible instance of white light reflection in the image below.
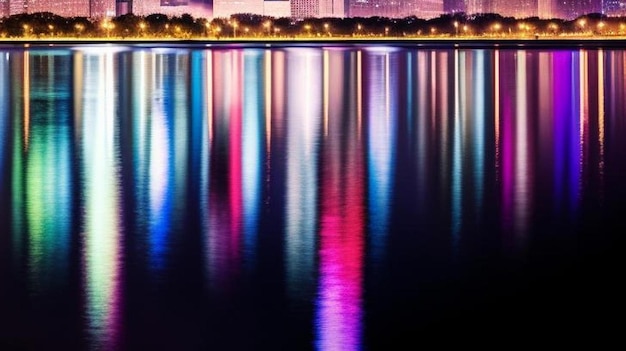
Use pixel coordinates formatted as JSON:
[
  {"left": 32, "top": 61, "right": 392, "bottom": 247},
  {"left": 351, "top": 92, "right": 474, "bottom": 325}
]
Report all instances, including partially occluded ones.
[
  {"left": 473, "top": 50, "right": 486, "bottom": 213},
  {"left": 285, "top": 48, "right": 321, "bottom": 301},
  {"left": 367, "top": 50, "right": 396, "bottom": 266},
  {"left": 451, "top": 49, "right": 464, "bottom": 251},
  {"left": 242, "top": 50, "right": 263, "bottom": 267},
  {"left": 514, "top": 51, "right": 530, "bottom": 241},
  {"left": 80, "top": 50, "right": 122, "bottom": 351}
]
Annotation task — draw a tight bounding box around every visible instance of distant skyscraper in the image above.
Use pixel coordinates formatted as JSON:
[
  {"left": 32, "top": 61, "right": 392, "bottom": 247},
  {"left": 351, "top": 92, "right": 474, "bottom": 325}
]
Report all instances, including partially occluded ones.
[
  {"left": 265, "top": 0, "right": 291, "bottom": 17},
  {"left": 90, "top": 0, "right": 117, "bottom": 17},
  {"left": 554, "top": 0, "right": 601, "bottom": 19},
  {"left": 604, "top": 0, "right": 626, "bottom": 15},
  {"left": 6, "top": 0, "right": 90, "bottom": 16},
  {"left": 116, "top": 0, "right": 131, "bottom": 15},
  {"left": 291, "top": 0, "right": 342, "bottom": 18},
  {"left": 213, "top": 0, "right": 265, "bottom": 17},
  {"left": 348, "top": 0, "right": 442, "bottom": 19},
  {"left": 0, "top": 0, "right": 9, "bottom": 17},
  {"left": 291, "top": 0, "right": 318, "bottom": 17},
  {"left": 444, "top": 0, "right": 465, "bottom": 13}
]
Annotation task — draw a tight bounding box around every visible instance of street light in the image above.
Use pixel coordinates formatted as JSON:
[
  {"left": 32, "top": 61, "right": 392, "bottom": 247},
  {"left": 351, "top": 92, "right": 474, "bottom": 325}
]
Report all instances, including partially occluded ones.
[
  {"left": 453, "top": 21, "right": 459, "bottom": 36},
  {"left": 578, "top": 18, "right": 586, "bottom": 32},
  {"left": 74, "top": 23, "right": 84, "bottom": 37},
  {"left": 324, "top": 23, "right": 330, "bottom": 36},
  {"left": 492, "top": 22, "right": 502, "bottom": 36},
  {"left": 304, "top": 24, "right": 311, "bottom": 37},
  {"left": 597, "top": 21, "right": 606, "bottom": 35},
  {"left": 264, "top": 21, "right": 271, "bottom": 37}
]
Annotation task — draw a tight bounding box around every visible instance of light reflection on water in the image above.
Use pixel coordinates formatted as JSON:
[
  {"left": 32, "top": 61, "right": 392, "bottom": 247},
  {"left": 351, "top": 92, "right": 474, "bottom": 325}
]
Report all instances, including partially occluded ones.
[{"left": 0, "top": 45, "right": 623, "bottom": 350}]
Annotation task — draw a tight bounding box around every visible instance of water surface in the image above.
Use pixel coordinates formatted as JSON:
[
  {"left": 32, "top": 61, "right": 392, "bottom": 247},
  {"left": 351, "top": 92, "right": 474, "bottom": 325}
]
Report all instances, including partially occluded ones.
[{"left": 0, "top": 45, "right": 623, "bottom": 349}]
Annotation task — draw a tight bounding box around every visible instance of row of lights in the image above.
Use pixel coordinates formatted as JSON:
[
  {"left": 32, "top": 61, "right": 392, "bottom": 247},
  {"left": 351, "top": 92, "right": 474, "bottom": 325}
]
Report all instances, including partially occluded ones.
[{"left": 12, "top": 18, "right": 626, "bottom": 38}]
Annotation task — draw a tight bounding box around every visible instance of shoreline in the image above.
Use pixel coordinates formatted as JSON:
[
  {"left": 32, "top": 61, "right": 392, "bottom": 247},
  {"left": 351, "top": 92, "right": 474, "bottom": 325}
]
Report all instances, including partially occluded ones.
[{"left": 2, "top": 37, "right": 626, "bottom": 49}]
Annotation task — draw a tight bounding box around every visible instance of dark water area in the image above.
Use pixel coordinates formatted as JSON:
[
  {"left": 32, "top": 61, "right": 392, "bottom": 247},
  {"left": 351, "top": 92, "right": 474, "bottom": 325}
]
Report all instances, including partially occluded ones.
[{"left": 0, "top": 45, "right": 623, "bottom": 349}]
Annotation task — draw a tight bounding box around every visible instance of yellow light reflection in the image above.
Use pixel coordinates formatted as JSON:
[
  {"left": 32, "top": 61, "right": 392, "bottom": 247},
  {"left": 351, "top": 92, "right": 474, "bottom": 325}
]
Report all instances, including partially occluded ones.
[{"left": 598, "top": 50, "right": 605, "bottom": 179}]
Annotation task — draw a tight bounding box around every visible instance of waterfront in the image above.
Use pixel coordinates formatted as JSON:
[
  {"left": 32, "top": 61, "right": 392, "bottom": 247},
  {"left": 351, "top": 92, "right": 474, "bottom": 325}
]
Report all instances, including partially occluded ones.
[{"left": 0, "top": 44, "right": 623, "bottom": 349}]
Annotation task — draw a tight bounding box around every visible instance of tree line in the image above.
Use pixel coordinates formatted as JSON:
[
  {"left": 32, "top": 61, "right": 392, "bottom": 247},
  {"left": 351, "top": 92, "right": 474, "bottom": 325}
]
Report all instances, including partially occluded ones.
[{"left": 0, "top": 11, "right": 622, "bottom": 38}]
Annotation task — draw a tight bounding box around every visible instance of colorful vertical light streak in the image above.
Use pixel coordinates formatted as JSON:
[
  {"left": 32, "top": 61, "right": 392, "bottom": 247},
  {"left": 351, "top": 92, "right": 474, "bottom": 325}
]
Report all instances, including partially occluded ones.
[
  {"left": 11, "top": 52, "right": 26, "bottom": 262},
  {"left": 597, "top": 50, "right": 605, "bottom": 193},
  {"left": 24, "top": 52, "right": 72, "bottom": 296},
  {"left": 316, "top": 49, "right": 364, "bottom": 351},
  {"left": 514, "top": 51, "right": 531, "bottom": 238},
  {"left": 451, "top": 49, "right": 464, "bottom": 249},
  {"left": 23, "top": 51, "right": 30, "bottom": 149},
  {"left": 499, "top": 51, "right": 516, "bottom": 244},
  {"left": 366, "top": 49, "right": 397, "bottom": 263},
  {"left": 0, "top": 53, "right": 7, "bottom": 184},
  {"left": 472, "top": 50, "right": 486, "bottom": 213},
  {"left": 79, "top": 49, "right": 122, "bottom": 350},
  {"left": 228, "top": 50, "right": 243, "bottom": 279},
  {"left": 207, "top": 50, "right": 243, "bottom": 291},
  {"left": 242, "top": 50, "right": 264, "bottom": 267},
  {"left": 285, "top": 48, "right": 321, "bottom": 301},
  {"left": 149, "top": 53, "right": 174, "bottom": 272},
  {"left": 171, "top": 53, "right": 190, "bottom": 231},
  {"left": 552, "top": 51, "right": 581, "bottom": 214},
  {"left": 191, "top": 50, "right": 210, "bottom": 272},
  {"left": 415, "top": 51, "right": 430, "bottom": 209}
]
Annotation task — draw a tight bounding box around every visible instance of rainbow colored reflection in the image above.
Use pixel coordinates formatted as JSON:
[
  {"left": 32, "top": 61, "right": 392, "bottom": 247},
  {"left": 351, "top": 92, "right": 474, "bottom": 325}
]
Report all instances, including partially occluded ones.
[{"left": 0, "top": 44, "right": 618, "bottom": 349}]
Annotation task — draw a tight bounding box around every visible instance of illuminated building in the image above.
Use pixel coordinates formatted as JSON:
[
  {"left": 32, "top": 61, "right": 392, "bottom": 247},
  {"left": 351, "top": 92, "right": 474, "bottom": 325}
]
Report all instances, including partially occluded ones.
[
  {"left": 213, "top": 0, "right": 265, "bottom": 17},
  {"left": 291, "top": 0, "right": 342, "bottom": 18},
  {"left": 265, "top": 0, "right": 291, "bottom": 17},
  {"left": 604, "top": 0, "right": 626, "bottom": 15},
  {"left": 7, "top": 0, "right": 90, "bottom": 17},
  {"left": 116, "top": 0, "right": 131, "bottom": 15},
  {"left": 348, "top": 0, "right": 443, "bottom": 19},
  {"left": 469, "top": 0, "right": 562, "bottom": 19},
  {"left": 0, "top": 0, "right": 8, "bottom": 17},
  {"left": 553, "top": 0, "right": 601, "bottom": 19},
  {"left": 90, "top": 0, "right": 116, "bottom": 17}
]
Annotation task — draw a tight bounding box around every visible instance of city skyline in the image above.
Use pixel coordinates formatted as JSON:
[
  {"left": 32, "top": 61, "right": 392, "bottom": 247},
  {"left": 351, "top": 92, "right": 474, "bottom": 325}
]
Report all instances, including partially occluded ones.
[{"left": 0, "top": 0, "right": 623, "bottom": 20}]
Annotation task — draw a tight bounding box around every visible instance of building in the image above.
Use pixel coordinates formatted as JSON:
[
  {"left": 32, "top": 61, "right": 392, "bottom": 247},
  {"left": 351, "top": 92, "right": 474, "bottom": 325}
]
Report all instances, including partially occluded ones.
[
  {"left": 213, "top": 0, "right": 291, "bottom": 17},
  {"left": 265, "top": 0, "right": 291, "bottom": 17},
  {"left": 554, "top": 0, "right": 601, "bottom": 18},
  {"left": 90, "top": 0, "right": 117, "bottom": 17},
  {"left": 348, "top": 0, "right": 442, "bottom": 19},
  {"left": 291, "top": 0, "right": 342, "bottom": 18},
  {"left": 213, "top": 0, "right": 265, "bottom": 17},
  {"left": 468, "top": 0, "right": 558, "bottom": 19}
]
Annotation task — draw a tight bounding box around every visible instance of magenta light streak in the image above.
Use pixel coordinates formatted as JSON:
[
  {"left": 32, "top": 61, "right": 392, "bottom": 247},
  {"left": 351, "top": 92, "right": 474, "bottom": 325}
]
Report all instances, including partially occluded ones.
[
  {"left": 499, "top": 51, "right": 515, "bottom": 241},
  {"left": 207, "top": 51, "right": 243, "bottom": 292},
  {"left": 316, "top": 93, "right": 364, "bottom": 351},
  {"left": 229, "top": 51, "right": 243, "bottom": 266}
]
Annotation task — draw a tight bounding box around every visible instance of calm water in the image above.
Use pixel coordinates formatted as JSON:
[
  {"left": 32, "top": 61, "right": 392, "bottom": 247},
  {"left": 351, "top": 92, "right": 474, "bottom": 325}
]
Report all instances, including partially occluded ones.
[{"left": 0, "top": 45, "right": 623, "bottom": 349}]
